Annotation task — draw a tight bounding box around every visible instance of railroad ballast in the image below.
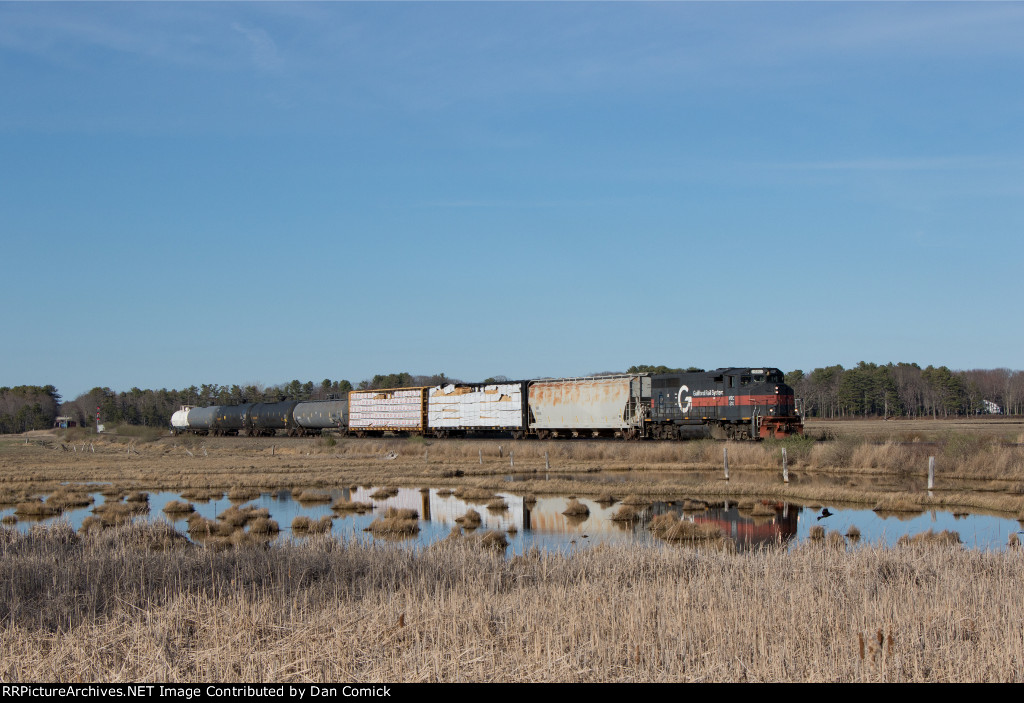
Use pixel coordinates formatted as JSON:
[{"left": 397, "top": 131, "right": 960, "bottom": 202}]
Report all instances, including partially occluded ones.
[{"left": 171, "top": 367, "right": 802, "bottom": 440}]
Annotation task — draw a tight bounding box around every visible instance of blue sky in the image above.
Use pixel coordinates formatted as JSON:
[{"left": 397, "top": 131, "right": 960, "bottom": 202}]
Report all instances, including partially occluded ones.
[{"left": 1, "top": 2, "right": 1022, "bottom": 401}]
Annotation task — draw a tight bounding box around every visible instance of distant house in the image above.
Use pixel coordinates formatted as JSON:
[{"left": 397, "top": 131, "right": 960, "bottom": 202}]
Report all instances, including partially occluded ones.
[
  {"left": 982, "top": 400, "right": 1002, "bottom": 415},
  {"left": 54, "top": 416, "right": 77, "bottom": 429}
]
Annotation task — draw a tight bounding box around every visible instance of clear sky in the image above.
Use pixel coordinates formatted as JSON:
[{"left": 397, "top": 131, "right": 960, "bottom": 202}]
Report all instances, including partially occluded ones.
[{"left": 1, "top": 1, "right": 1021, "bottom": 401}]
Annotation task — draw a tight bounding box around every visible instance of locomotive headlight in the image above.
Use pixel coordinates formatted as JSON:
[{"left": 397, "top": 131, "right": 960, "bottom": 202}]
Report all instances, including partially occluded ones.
[{"left": 774, "top": 386, "right": 779, "bottom": 394}]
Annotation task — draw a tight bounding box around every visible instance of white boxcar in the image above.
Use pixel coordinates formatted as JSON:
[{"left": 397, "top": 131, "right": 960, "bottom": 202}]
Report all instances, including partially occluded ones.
[
  {"left": 427, "top": 383, "right": 525, "bottom": 429},
  {"left": 528, "top": 375, "right": 650, "bottom": 432},
  {"left": 348, "top": 387, "right": 427, "bottom": 432}
]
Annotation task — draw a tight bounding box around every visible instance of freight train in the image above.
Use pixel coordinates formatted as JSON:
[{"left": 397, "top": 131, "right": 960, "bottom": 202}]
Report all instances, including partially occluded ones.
[{"left": 171, "top": 367, "right": 803, "bottom": 441}]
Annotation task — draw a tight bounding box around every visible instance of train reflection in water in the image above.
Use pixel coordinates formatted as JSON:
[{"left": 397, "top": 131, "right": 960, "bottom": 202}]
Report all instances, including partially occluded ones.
[{"left": 343, "top": 487, "right": 800, "bottom": 552}]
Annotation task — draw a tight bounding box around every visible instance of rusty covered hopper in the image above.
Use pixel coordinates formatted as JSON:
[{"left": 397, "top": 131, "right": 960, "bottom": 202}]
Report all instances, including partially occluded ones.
[{"left": 528, "top": 375, "right": 650, "bottom": 430}]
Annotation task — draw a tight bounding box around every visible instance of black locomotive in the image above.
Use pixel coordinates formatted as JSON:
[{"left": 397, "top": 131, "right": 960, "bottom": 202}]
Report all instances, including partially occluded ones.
[{"left": 647, "top": 367, "right": 801, "bottom": 439}]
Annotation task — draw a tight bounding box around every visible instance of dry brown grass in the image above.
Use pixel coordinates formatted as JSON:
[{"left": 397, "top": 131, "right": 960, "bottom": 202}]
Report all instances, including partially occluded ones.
[
  {"left": 2, "top": 424, "right": 1023, "bottom": 535},
  {"left": 227, "top": 487, "right": 260, "bottom": 502},
  {"left": 292, "top": 516, "right": 333, "bottom": 535},
  {"left": 562, "top": 499, "right": 590, "bottom": 517},
  {"left": 454, "top": 487, "right": 497, "bottom": 503},
  {"left": 896, "top": 530, "right": 961, "bottom": 547},
  {"left": 610, "top": 505, "right": 640, "bottom": 522},
  {"left": 365, "top": 507, "right": 419, "bottom": 536},
  {"left": 455, "top": 508, "right": 483, "bottom": 529},
  {"left": 294, "top": 490, "right": 332, "bottom": 504},
  {"left": 330, "top": 498, "right": 373, "bottom": 513},
  {"left": 5, "top": 523, "right": 1024, "bottom": 680},
  {"left": 648, "top": 512, "right": 726, "bottom": 544},
  {"left": 217, "top": 504, "right": 269, "bottom": 529},
  {"left": 13, "top": 499, "right": 61, "bottom": 519},
  {"left": 248, "top": 517, "right": 279, "bottom": 536},
  {"left": 162, "top": 500, "right": 195, "bottom": 515}
]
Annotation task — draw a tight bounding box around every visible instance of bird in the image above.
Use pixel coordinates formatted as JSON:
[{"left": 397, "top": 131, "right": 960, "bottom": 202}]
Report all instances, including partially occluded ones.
[{"left": 817, "top": 508, "right": 833, "bottom": 521}]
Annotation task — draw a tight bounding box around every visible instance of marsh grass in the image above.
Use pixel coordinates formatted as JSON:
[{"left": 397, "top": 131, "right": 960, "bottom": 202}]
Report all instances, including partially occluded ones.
[
  {"left": 330, "top": 499, "right": 373, "bottom": 513},
  {"left": 896, "top": 529, "right": 961, "bottom": 547},
  {"left": 610, "top": 505, "right": 640, "bottom": 522},
  {"left": 365, "top": 507, "right": 419, "bottom": 536},
  {"left": 648, "top": 512, "right": 726, "bottom": 544},
  {"left": 295, "top": 490, "right": 332, "bottom": 504},
  {"left": 162, "top": 500, "right": 195, "bottom": 515},
  {"left": 453, "top": 487, "right": 496, "bottom": 503},
  {"left": 14, "top": 499, "right": 61, "bottom": 519},
  {"left": 873, "top": 497, "right": 924, "bottom": 514},
  {"left": 292, "top": 516, "right": 333, "bottom": 535},
  {"left": 562, "top": 499, "right": 590, "bottom": 517},
  {"left": 455, "top": 509, "right": 482, "bottom": 529},
  {"left": 180, "top": 489, "right": 223, "bottom": 502},
  {"left": 227, "top": 487, "right": 260, "bottom": 503},
  {"left": 485, "top": 497, "right": 508, "bottom": 512},
  {"left": 6, "top": 523, "right": 1024, "bottom": 680}
]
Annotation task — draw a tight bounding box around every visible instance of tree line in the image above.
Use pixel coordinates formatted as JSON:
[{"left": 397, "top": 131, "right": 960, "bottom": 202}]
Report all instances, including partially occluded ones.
[
  {"left": 2, "top": 363, "right": 1022, "bottom": 433},
  {"left": 786, "top": 363, "right": 1024, "bottom": 418}
]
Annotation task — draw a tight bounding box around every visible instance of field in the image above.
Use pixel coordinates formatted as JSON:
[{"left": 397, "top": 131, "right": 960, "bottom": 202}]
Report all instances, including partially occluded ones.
[{"left": 2, "top": 417, "right": 1024, "bottom": 682}]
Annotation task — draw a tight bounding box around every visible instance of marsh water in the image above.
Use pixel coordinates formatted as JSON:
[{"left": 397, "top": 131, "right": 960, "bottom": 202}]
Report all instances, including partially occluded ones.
[{"left": 4, "top": 483, "right": 1021, "bottom": 552}]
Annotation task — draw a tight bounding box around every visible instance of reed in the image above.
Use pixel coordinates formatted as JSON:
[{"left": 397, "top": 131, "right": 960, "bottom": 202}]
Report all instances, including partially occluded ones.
[
  {"left": 562, "top": 499, "right": 590, "bottom": 517},
  {"left": 162, "top": 500, "right": 195, "bottom": 515},
  {"left": 295, "top": 490, "right": 332, "bottom": 504},
  {"left": 330, "top": 498, "right": 373, "bottom": 513},
  {"left": 3, "top": 523, "right": 1024, "bottom": 681},
  {"left": 365, "top": 507, "right": 419, "bottom": 536},
  {"left": 455, "top": 508, "right": 482, "bottom": 529}
]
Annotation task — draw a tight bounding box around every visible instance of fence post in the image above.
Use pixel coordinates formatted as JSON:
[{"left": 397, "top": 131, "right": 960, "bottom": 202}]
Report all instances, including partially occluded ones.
[
  {"left": 723, "top": 447, "right": 729, "bottom": 480},
  {"left": 928, "top": 456, "right": 935, "bottom": 490},
  {"left": 782, "top": 447, "right": 789, "bottom": 483},
  {"left": 510, "top": 450, "right": 514, "bottom": 468},
  {"left": 479, "top": 448, "right": 483, "bottom": 465},
  {"left": 545, "top": 451, "right": 550, "bottom": 470},
  {"left": 498, "top": 445, "right": 503, "bottom": 458}
]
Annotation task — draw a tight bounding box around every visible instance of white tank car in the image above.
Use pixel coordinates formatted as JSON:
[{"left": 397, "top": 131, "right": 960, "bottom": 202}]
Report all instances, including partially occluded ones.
[{"left": 170, "top": 406, "right": 191, "bottom": 435}]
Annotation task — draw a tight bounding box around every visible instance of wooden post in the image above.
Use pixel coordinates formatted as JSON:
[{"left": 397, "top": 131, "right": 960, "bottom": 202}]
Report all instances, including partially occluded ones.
[
  {"left": 545, "top": 451, "right": 550, "bottom": 470},
  {"left": 723, "top": 447, "right": 729, "bottom": 480},
  {"left": 928, "top": 456, "right": 935, "bottom": 490},
  {"left": 424, "top": 449, "right": 429, "bottom": 462},
  {"left": 272, "top": 444, "right": 275, "bottom": 456},
  {"left": 782, "top": 447, "right": 789, "bottom": 483},
  {"left": 510, "top": 450, "right": 514, "bottom": 468},
  {"left": 479, "top": 448, "right": 483, "bottom": 465},
  {"left": 498, "top": 445, "right": 503, "bottom": 458}
]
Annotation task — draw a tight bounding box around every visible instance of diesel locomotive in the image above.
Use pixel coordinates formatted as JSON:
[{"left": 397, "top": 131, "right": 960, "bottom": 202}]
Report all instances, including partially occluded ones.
[
  {"left": 171, "top": 366, "right": 802, "bottom": 440},
  {"left": 647, "top": 367, "right": 801, "bottom": 440}
]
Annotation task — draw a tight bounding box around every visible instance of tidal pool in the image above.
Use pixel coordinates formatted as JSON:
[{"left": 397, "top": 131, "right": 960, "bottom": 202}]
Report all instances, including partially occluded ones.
[{"left": 3, "top": 485, "right": 1020, "bottom": 552}]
